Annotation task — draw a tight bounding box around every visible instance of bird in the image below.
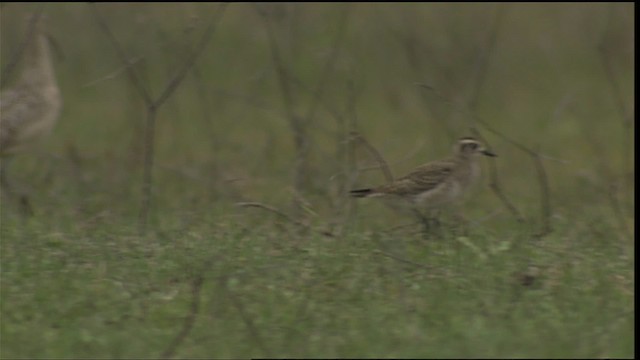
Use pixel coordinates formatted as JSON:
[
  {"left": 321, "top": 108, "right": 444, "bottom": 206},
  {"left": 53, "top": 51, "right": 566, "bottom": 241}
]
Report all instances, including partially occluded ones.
[
  {"left": 0, "top": 13, "right": 62, "bottom": 198},
  {"left": 350, "top": 137, "right": 496, "bottom": 231}
]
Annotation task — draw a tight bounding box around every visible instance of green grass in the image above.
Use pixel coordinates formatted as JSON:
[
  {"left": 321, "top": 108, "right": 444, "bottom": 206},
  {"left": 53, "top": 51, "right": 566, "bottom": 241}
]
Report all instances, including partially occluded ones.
[
  {"left": 0, "top": 208, "right": 634, "bottom": 358},
  {"left": 1, "top": 2, "right": 634, "bottom": 359}
]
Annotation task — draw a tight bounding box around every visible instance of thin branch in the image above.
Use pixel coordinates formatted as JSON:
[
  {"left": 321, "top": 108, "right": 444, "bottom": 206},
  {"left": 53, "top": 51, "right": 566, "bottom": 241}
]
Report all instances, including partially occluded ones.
[
  {"left": 470, "top": 6, "right": 529, "bottom": 226},
  {"left": 477, "top": 137, "right": 524, "bottom": 223},
  {"left": 91, "top": 4, "right": 229, "bottom": 234},
  {"left": 254, "top": 5, "right": 306, "bottom": 207},
  {"left": 530, "top": 94, "right": 573, "bottom": 237},
  {"left": 139, "top": 105, "right": 158, "bottom": 233},
  {"left": 373, "top": 249, "right": 437, "bottom": 272},
  {"left": 254, "top": 4, "right": 314, "bottom": 208},
  {"left": 236, "top": 201, "right": 306, "bottom": 227},
  {"left": 279, "top": 274, "right": 328, "bottom": 354},
  {"left": 254, "top": 4, "right": 297, "bottom": 122},
  {"left": 221, "top": 277, "right": 273, "bottom": 357},
  {"left": 154, "top": 3, "right": 229, "bottom": 107},
  {"left": 349, "top": 131, "right": 394, "bottom": 183},
  {"left": 160, "top": 263, "right": 209, "bottom": 359},
  {"left": 530, "top": 154, "right": 552, "bottom": 237},
  {"left": 596, "top": 4, "right": 632, "bottom": 241},
  {"left": 393, "top": 13, "right": 456, "bottom": 139},
  {"left": 468, "top": 3, "right": 507, "bottom": 110},
  {"left": 597, "top": 4, "right": 631, "bottom": 126},
  {"left": 472, "top": 118, "right": 554, "bottom": 235},
  {"left": 89, "top": 4, "right": 153, "bottom": 105},
  {"left": 141, "top": 4, "right": 228, "bottom": 233},
  {"left": 605, "top": 182, "right": 632, "bottom": 241},
  {"left": 302, "top": 4, "right": 351, "bottom": 127},
  {"left": 236, "top": 201, "right": 334, "bottom": 237},
  {"left": 468, "top": 207, "right": 504, "bottom": 228},
  {"left": 347, "top": 139, "right": 425, "bottom": 174},
  {"left": 81, "top": 56, "right": 142, "bottom": 88},
  {"left": 575, "top": 110, "right": 632, "bottom": 242},
  {"left": 332, "top": 77, "right": 362, "bottom": 236}
]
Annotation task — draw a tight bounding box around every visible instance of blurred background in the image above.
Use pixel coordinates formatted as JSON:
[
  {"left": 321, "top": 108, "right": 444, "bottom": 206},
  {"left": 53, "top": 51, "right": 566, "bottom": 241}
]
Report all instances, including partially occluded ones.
[
  {"left": 0, "top": 3, "right": 634, "bottom": 358},
  {"left": 0, "top": 2, "right": 633, "bottom": 228}
]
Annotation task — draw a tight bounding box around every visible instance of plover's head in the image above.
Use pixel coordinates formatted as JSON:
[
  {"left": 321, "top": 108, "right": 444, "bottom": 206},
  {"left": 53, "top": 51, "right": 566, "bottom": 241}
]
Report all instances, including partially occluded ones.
[{"left": 455, "top": 137, "right": 497, "bottom": 158}]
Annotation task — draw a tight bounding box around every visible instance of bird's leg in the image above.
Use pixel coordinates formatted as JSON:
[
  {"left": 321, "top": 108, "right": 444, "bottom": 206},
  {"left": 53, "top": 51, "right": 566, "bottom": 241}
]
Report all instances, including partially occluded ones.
[
  {"left": 0, "top": 158, "right": 14, "bottom": 197},
  {"left": 429, "top": 210, "right": 444, "bottom": 237},
  {"left": 430, "top": 210, "right": 442, "bottom": 229},
  {"left": 17, "top": 193, "right": 34, "bottom": 218},
  {"left": 0, "top": 158, "right": 34, "bottom": 217},
  {"left": 451, "top": 208, "right": 469, "bottom": 236},
  {"left": 412, "top": 208, "right": 434, "bottom": 239}
]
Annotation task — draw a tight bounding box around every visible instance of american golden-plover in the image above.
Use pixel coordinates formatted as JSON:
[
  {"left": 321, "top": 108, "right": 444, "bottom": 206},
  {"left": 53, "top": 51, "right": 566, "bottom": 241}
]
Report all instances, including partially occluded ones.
[
  {"left": 0, "top": 13, "right": 61, "bottom": 195},
  {"left": 350, "top": 137, "right": 496, "bottom": 231}
]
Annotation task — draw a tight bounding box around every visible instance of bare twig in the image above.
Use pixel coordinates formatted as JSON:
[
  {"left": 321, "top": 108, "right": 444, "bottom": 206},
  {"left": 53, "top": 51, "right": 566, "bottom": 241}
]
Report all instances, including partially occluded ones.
[
  {"left": 89, "top": 4, "right": 153, "bottom": 104},
  {"left": 279, "top": 274, "right": 328, "bottom": 354},
  {"left": 221, "top": 276, "right": 273, "bottom": 357},
  {"left": 394, "top": 14, "right": 456, "bottom": 139},
  {"left": 594, "top": 4, "right": 632, "bottom": 241},
  {"left": 529, "top": 94, "right": 573, "bottom": 237},
  {"left": 373, "top": 249, "right": 437, "bottom": 272},
  {"left": 536, "top": 93, "right": 575, "bottom": 151},
  {"left": 254, "top": 5, "right": 307, "bottom": 202},
  {"left": 190, "top": 63, "right": 218, "bottom": 151},
  {"left": 597, "top": 5, "right": 631, "bottom": 127},
  {"left": 236, "top": 201, "right": 334, "bottom": 237},
  {"left": 81, "top": 56, "right": 143, "bottom": 88},
  {"left": 90, "top": 4, "right": 229, "bottom": 234},
  {"left": 530, "top": 154, "right": 552, "bottom": 237},
  {"left": 299, "top": 4, "right": 350, "bottom": 222},
  {"left": 472, "top": 118, "right": 554, "bottom": 236},
  {"left": 468, "top": 207, "right": 504, "bottom": 228},
  {"left": 141, "top": 4, "right": 228, "bottom": 233},
  {"left": 468, "top": 3, "right": 507, "bottom": 110},
  {"left": 160, "top": 262, "right": 210, "bottom": 359},
  {"left": 138, "top": 104, "right": 158, "bottom": 232},
  {"left": 154, "top": 4, "right": 229, "bottom": 107},
  {"left": 331, "top": 77, "right": 363, "bottom": 236},
  {"left": 460, "top": 4, "right": 528, "bottom": 226},
  {"left": 237, "top": 201, "right": 307, "bottom": 227},
  {"left": 342, "top": 139, "right": 425, "bottom": 175},
  {"left": 575, "top": 112, "right": 632, "bottom": 242},
  {"left": 255, "top": 5, "right": 350, "bottom": 213},
  {"left": 349, "top": 131, "right": 394, "bottom": 183},
  {"left": 479, "top": 133, "right": 523, "bottom": 222},
  {"left": 302, "top": 4, "right": 351, "bottom": 132}
]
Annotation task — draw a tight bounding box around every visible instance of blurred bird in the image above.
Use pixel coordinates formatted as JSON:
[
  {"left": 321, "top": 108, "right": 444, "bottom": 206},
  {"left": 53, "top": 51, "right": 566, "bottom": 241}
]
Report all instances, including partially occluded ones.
[
  {"left": 350, "top": 137, "right": 496, "bottom": 230},
  {"left": 0, "top": 13, "right": 62, "bottom": 195}
]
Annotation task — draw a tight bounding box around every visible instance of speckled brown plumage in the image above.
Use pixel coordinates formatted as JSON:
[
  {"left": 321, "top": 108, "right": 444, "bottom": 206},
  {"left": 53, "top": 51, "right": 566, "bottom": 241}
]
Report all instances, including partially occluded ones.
[
  {"left": 350, "top": 137, "right": 496, "bottom": 209},
  {"left": 1, "top": 13, "right": 61, "bottom": 157}
]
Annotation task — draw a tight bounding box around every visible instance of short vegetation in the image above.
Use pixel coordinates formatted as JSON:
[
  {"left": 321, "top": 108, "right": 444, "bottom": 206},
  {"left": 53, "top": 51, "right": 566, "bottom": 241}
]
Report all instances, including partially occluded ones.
[{"left": 0, "top": 3, "right": 633, "bottom": 359}]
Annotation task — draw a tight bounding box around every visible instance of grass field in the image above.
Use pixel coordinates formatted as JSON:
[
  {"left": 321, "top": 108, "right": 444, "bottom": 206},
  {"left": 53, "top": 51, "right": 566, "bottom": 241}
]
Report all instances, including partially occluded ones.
[{"left": 0, "top": 3, "right": 634, "bottom": 359}]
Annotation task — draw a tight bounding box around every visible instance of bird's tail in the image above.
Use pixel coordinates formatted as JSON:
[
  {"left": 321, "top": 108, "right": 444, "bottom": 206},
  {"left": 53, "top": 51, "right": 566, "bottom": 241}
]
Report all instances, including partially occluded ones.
[{"left": 349, "top": 188, "right": 374, "bottom": 198}]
